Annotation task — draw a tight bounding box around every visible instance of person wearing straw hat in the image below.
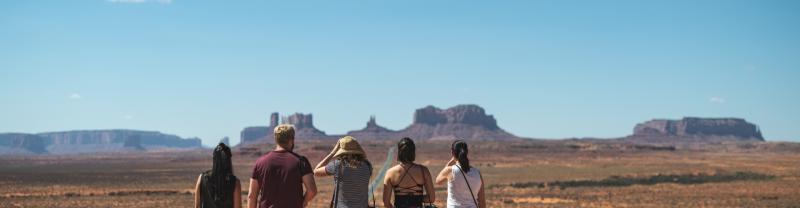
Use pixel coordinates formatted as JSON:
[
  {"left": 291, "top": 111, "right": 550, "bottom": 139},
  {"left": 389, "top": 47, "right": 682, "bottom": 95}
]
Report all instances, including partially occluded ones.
[{"left": 315, "top": 136, "right": 373, "bottom": 208}]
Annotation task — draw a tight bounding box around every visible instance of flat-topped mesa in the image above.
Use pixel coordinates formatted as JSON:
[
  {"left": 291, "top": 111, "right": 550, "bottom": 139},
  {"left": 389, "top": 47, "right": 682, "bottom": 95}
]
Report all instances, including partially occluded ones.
[
  {"left": 0, "top": 133, "right": 47, "bottom": 154},
  {"left": 1, "top": 130, "right": 200, "bottom": 154},
  {"left": 413, "top": 104, "right": 500, "bottom": 129},
  {"left": 403, "top": 104, "right": 515, "bottom": 140},
  {"left": 37, "top": 130, "right": 202, "bottom": 148},
  {"left": 633, "top": 117, "right": 764, "bottom": 141},
  {"left": 123, "top": 135, "right": 145, "bottom": 151},
  {"left": 347, "top": 116, "right": 397, "bottom": 140},
  {"left": 240, "top": 112, "right": 281, "bottom": 145}
]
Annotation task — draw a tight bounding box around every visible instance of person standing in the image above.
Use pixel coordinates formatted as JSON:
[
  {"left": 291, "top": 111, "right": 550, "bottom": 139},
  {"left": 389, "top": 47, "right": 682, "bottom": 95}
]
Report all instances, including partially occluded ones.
[
  {"left": 435, "top": 140, "right": 485, "bottom": 208},
  {"left": 248, "top": 124, "right": 317, "bottom": 208},
  {"left": 314, "top": 136, "right": 373, "bottom": 208},
  {"left": 383, "top": 137, "right": 436, "bottom": 208},
  {"left": 195, "top": 143, "right": 241, "bottom": 208}
]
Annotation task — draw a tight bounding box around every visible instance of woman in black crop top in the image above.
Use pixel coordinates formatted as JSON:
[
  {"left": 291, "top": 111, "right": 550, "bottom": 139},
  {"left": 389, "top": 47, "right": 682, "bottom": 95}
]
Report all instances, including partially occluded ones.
[{"left": 383, "top": 138, "right": 436, "bottom": 208}]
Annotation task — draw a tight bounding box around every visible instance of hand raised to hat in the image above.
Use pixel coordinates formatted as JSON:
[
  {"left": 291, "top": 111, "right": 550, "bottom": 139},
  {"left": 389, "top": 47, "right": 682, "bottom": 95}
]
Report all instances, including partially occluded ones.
[
  {"left": 315, "top": 140, "right": 342, "bottom": 176},
  {"left": 331, "top": 141, "right": 341, "bottom": 154}
]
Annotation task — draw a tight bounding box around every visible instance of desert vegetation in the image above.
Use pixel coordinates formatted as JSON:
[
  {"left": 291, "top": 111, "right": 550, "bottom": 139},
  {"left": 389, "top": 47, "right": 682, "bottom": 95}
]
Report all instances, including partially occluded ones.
[{"left": 1, "top": 140, "right": 799, "bottom": 207}]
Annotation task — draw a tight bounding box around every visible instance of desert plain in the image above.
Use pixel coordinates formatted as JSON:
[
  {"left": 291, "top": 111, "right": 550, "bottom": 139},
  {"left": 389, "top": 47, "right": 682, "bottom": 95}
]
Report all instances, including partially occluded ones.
[{"left": 2, "top": 139, "right": 799, "bottom": 208}]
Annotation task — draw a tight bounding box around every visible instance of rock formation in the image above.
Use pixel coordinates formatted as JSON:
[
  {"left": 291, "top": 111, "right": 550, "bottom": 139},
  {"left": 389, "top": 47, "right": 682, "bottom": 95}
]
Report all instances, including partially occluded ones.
[
  {"left": 412, "top": 105, "right": 500, "bottom": 129},
  {"left": 2, "top": 130, "right": 200, "bottom": 154},
  {"left": 239, "top": 105, "right": 518, "bottom": 144},
  {"left": 123, "top": 135, "right": 145, "bottom": 151},
  {"left": 37, "top": 130, "right": 202, "bottom": 148},
  {"left": 282, "top": 113, "right": 328, "bottom": 138},
  {"left": 239, "top": 112, "right": 332, "bottom": 145},
  {"left": 347, "top": 116, "right": 398, "bottom": 140},
  {"left": 240, "top": 126, "right": 272, "bottom": 145},
  {"left": 0, "top": 133, "right": 48, "bottom": 154},
  {"left": 270, "top": 113, "right": 279, "bottom": 127},
  {"left": 219, "top": 137, "right": 230, "bottom": 146},
  {"left": 631, "top": 117, "right": 764, "bottom": 141},
  {"left": 397, "top": 105, "right": 516, "bottom": 141}
]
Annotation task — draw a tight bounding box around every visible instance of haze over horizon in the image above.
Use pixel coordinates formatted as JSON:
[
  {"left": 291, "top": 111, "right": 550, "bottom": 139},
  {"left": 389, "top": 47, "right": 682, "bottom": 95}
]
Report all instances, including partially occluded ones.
[{"left": 2, "top": 0, "right": 799, "bottom": 145}]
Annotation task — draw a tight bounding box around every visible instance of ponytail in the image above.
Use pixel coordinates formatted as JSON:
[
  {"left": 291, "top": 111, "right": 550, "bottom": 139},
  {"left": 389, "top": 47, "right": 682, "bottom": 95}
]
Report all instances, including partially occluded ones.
[{"left": 451, "top": 140, "right": 470, "bottom": 172}]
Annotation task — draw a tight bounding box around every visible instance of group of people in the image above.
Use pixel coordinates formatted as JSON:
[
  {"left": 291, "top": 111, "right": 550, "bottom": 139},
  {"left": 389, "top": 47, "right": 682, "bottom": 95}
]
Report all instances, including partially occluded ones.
[{"left": 194, "top": 124, "right": 486, "bottom": 208}]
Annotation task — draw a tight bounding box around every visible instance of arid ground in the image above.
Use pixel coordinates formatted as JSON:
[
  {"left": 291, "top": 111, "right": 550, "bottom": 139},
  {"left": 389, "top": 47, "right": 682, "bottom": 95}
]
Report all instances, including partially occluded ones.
[{"left": 2, "top": 140, "right": 799, "bottom": 207}]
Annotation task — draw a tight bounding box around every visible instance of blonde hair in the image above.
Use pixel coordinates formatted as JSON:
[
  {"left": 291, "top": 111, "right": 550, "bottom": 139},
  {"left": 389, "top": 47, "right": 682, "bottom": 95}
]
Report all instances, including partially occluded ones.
[
  {"left": 336, "top": 153, "right": 366, "bottom": 168},
  {"left": 274, "top": 124, "right": 295, "bottom": 146}
]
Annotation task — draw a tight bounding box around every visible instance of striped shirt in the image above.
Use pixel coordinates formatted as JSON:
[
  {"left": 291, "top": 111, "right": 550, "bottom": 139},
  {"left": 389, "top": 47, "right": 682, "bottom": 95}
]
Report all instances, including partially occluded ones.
[{"left": 326, "top": 158, "right": 373, "bottom": 208}]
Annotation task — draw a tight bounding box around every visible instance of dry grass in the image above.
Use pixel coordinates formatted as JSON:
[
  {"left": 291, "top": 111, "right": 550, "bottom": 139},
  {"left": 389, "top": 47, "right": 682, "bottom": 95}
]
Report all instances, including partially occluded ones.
[{"left": 1, "top": 140, "right": 799, "bottom": 207}]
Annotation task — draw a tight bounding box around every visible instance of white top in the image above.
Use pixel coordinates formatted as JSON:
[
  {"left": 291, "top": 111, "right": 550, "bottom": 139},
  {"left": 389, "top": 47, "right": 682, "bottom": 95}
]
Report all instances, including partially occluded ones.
[{"left": 447, "top": 164, "right": 481, "bottom": 208}]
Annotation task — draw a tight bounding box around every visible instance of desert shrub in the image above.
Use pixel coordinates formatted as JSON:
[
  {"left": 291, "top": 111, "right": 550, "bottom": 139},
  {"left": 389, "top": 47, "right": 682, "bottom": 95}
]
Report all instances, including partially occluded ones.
[{"left": 503, "top": 171, "right": 774, "bottom": 190}]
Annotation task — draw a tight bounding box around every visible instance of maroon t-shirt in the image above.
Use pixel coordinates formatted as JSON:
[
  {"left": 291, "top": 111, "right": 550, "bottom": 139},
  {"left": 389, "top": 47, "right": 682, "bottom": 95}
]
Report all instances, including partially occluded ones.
[{"left": 251, "top": 150, "right": 313, "bottom": 208}]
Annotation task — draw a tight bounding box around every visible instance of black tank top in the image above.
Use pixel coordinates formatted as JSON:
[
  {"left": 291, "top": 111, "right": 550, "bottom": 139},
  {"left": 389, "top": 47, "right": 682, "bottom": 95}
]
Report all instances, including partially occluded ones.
[{"left": 200, "top": 171, "right": 238, "bottom": 208}]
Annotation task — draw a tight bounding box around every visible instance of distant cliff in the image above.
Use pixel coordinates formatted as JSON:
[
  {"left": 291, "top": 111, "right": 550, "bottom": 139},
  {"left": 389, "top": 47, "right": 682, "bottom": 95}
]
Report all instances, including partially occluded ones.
[
  {"left": 282, "top": 113, "right": 329, "bottom": 138},
  {"left": 37, "top": 130, "right": 202, "bottom": 148},
  {"left": 1, "top": 130, "right": 201, "bottom": 154},
  {"left": 629, "top": 117, "right": 764, "bottom": 141},
  {"left": 0, "top": 133, "right": 47, "bottom": 154},
  {"left": 241, "top": 104, "right": 518, "bottom": 144},
  {"left": 347, "top": 116, "right": 398, "bottom": 140},
  {"left": 240, "top": 112, "right": 334, "bottom": 145},
  {"left": 397, "top": 105, "right": 517, "bottom": 141}
]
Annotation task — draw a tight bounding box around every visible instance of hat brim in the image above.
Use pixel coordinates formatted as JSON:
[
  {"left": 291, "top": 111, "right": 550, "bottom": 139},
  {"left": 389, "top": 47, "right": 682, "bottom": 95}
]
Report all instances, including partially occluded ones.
[{"left": 334, "top": 149, "right": 365, "bottom": 158}]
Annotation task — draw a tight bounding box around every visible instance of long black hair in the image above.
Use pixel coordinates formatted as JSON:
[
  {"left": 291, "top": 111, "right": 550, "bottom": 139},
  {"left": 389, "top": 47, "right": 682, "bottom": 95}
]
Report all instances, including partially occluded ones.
[
  {"left": 208, "top": 143, "right": 235, "bottom": 203},
  {"left": 398, "top": 137, "right": 416, "bottom": 164},
  {"left": 451, "top": 140, "right": 470, "bottom": 172}
]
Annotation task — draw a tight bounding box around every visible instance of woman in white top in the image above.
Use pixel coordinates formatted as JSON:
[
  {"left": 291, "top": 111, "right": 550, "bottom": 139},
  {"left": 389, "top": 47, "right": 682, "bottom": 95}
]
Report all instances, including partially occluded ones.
[{"left": 435, "top": 140, "right": 486, "bottom": 208}]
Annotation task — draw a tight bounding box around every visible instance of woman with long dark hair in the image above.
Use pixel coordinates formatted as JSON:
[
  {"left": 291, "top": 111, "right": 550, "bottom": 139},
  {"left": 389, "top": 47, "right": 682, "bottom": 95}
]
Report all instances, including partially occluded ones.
[
  {"left": 195, "top": 143, "right": 241, "bottom": 208},
  {"left": 383, "top": 137, "right": 436, "bottom": 208},
  {"left": 435, "top": 140, "right": 485, "bottom": 208}
]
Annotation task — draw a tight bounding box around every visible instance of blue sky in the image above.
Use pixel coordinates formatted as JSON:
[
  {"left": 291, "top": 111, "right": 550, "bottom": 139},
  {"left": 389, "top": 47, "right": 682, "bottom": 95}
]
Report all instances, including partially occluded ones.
[{"left": 1, "top": 0, "right": 799, "bottom": 145}]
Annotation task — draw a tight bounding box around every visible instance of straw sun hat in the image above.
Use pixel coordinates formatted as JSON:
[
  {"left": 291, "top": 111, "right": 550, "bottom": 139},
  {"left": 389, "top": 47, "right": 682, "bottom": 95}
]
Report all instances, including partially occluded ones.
[{"left": 333, "top": 136, "right": 366, "bottom": 158}]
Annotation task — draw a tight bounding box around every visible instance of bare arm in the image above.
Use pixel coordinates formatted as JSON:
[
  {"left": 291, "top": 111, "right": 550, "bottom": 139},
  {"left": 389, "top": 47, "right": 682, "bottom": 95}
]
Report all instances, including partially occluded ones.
[
  {"left": 478, "top": 173, "right": 486, "bottom": 208},
  {"left": 301, "top": 173, "right": 317, "bottom": 207},
  {"left": 247, "top": 178, "right": 259, "bottom": 208},
  {"left": 436, "top": 158, "right": 457, "bottom": 185},
  {"left": 314, "top": 142, "right": 340, "bottom": 177},
  {"left": 383, "top": 168, "right": 395, "bottom": 208},
  {"left": 194, "top": 174, "right": 202, "bottom": 208},
  {"left": 234, "top": 179, "right": 242, "bottom": 208},
  {"left": 422, "top": 166, "right": 436, "bottom": 203}
]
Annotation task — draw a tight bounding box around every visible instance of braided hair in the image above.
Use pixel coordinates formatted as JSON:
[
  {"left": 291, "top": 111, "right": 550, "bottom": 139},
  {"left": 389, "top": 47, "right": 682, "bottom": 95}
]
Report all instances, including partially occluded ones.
[{"left": 208, "top": 143, "right": 235, "bottom": 203}]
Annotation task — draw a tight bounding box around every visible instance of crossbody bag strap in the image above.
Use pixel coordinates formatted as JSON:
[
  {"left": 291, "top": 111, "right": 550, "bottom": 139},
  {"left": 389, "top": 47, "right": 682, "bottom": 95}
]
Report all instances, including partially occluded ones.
[{"left": 456, "top": 165, "right": 479, "bottom": 207}]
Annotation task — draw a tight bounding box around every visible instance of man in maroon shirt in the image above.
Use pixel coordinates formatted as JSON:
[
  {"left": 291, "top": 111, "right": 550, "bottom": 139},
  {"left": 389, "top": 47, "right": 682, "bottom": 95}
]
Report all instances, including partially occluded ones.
[{"left": 248, "top": 124, "right": 317, "bottom": 208}]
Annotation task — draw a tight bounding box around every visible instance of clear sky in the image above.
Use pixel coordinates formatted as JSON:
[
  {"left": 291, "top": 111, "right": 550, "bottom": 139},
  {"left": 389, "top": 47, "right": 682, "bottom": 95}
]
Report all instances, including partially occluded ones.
[{"left": 2, "top": 0, "right": 799, "bottom": 145}]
